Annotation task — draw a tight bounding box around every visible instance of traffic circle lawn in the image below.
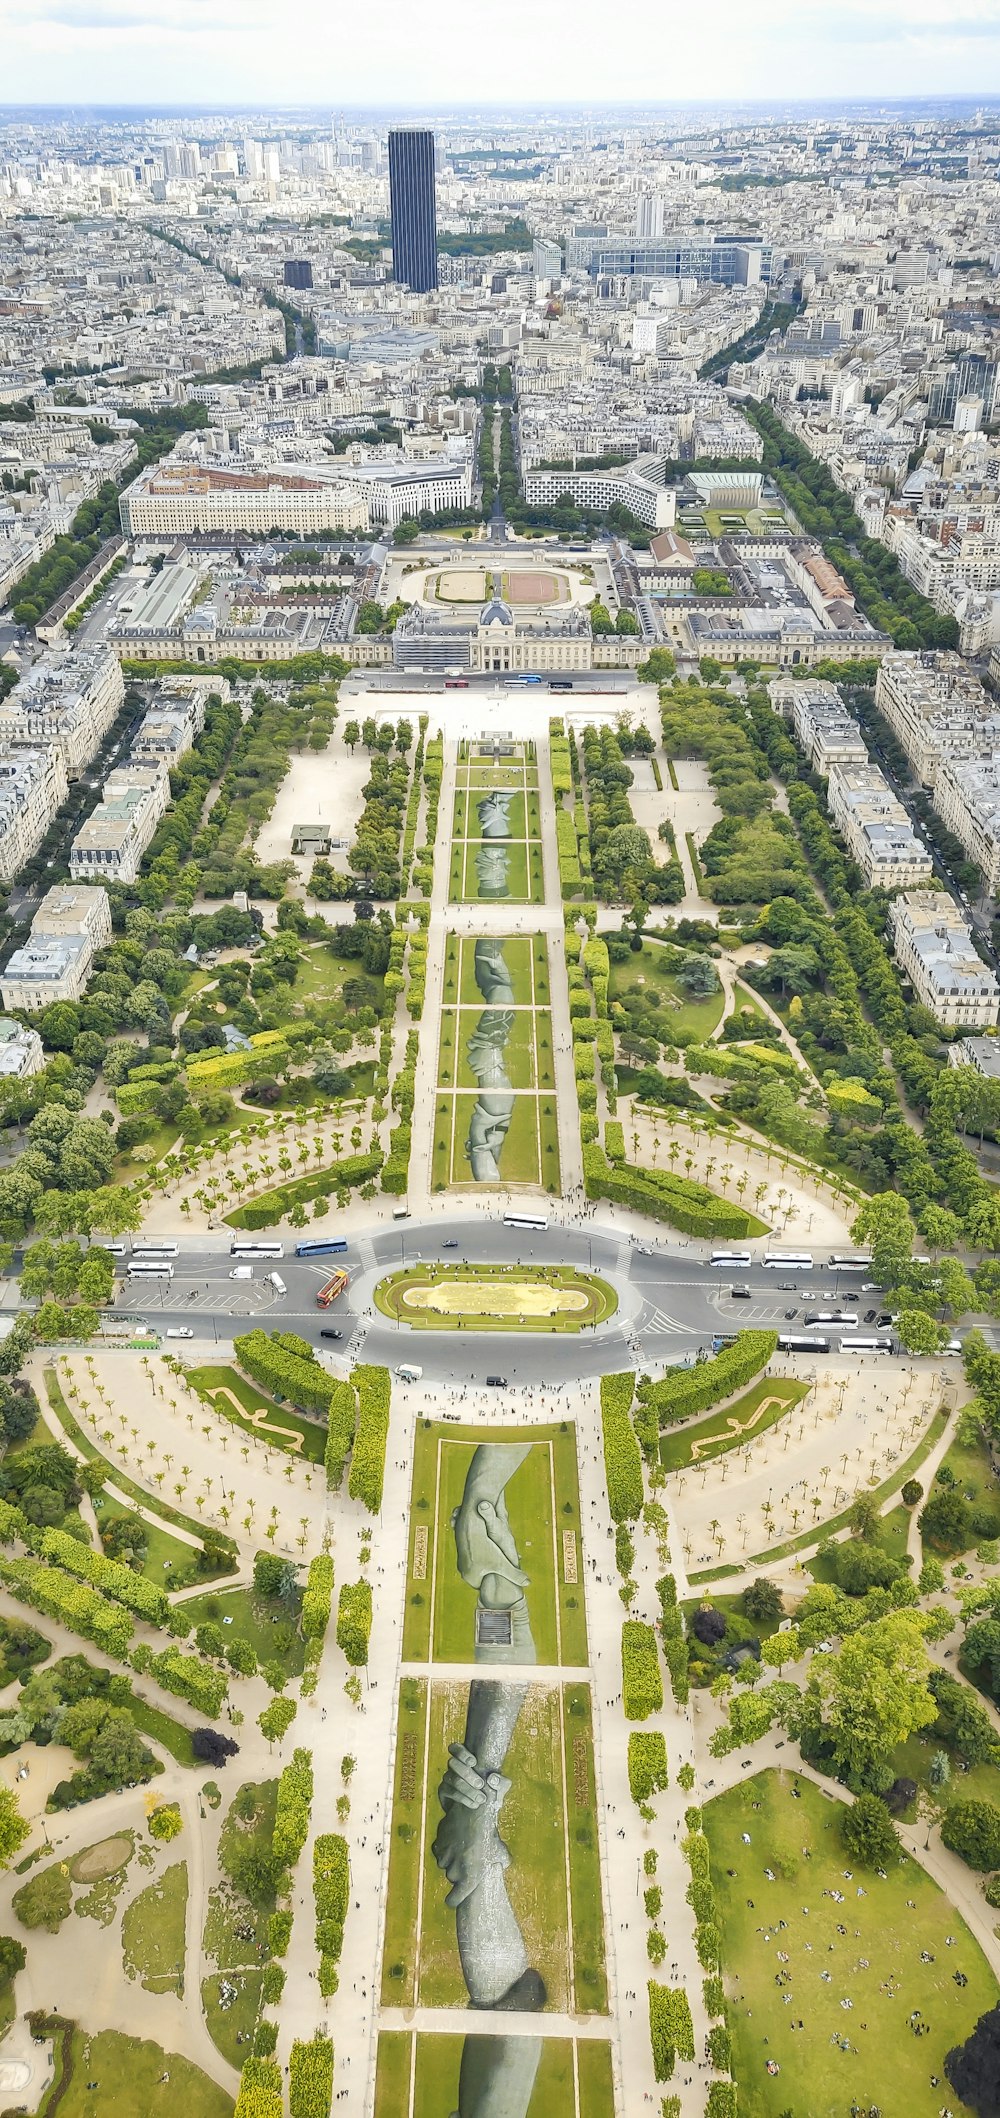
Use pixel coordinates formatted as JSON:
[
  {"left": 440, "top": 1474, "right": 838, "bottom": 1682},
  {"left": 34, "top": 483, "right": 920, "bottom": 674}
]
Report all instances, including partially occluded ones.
[{"left": 373, "top": 1261, "right": 618, "bottom": 1332}]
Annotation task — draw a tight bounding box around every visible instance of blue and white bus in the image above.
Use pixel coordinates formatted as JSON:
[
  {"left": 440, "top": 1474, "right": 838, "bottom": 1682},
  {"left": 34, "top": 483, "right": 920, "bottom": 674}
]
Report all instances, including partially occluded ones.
[{"left": 295, "top": 1238, "right": 349, "bottom": 1259}]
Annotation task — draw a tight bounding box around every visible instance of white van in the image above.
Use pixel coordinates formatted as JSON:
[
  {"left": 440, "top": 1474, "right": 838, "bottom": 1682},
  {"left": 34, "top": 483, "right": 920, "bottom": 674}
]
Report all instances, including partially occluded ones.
[
  {"left": 395, "top": 1363, "right": 423, "bottom": 1383},
  {"left": 266, "top": 1272, "right": 286, "bottom": 1295},
  {"left": 229, "top": 1265, "right": 253, "bottom": 1280}
]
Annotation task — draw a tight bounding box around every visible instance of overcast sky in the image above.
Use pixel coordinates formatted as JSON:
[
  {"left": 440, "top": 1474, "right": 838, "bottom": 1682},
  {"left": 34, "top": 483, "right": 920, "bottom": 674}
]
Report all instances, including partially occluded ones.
[{"left": 3, "top": 0, "right": 1000, "bottom": 112}]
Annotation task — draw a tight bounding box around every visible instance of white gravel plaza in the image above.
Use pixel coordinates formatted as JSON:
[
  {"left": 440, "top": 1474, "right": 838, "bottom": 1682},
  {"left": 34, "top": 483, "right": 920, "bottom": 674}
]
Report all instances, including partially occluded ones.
[{"left": 252, "top": 723, "right": 370, "bottom": 883}]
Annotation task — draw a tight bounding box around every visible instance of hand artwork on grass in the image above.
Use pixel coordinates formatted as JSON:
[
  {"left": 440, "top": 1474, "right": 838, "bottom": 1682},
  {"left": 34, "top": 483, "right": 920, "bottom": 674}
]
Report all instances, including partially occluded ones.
[
  {"left": 477, "top": 789, "right": 513, "bottom": 840},
  {"left": 465, "top": 942, "right": 516, "bottom": 1178},
  {"left": 452, "top": 1444, "right": 536, "bottom": 1665},
  {"left": 432, "top": 1743, "right": 513, "bottom": 1908}
]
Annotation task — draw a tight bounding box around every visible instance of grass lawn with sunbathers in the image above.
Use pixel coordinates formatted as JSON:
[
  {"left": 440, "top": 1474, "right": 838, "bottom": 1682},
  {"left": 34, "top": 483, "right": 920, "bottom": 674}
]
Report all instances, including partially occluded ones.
[{"left": 704, "top": 1768, "right": 998, "bottom": 2118}]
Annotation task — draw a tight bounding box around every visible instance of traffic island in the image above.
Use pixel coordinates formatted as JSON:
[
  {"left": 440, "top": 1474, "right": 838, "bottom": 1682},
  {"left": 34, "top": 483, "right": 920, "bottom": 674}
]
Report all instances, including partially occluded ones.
[{"left": 373, "top": 1261, "right": 618, "bottom": 1331}]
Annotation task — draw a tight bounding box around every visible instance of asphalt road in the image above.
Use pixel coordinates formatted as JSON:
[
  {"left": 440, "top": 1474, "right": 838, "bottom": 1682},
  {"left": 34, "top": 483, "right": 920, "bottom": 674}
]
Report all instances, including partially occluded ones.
[{"left": 105, "top": 1221, "right": 873, "bottom": 1386}]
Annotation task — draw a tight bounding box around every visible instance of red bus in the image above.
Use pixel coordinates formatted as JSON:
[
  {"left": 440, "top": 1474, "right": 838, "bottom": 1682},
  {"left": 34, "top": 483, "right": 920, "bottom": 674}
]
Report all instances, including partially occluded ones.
[{"left": 316, "top": 1269, "right": 349, "bottom": 1308}]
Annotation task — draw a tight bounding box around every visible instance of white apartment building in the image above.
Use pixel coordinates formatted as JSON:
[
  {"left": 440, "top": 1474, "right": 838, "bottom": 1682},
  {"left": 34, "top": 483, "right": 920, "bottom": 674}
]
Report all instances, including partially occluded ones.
[
  {"left": 0, "top": 1017, "right": 44, "bottom": 1079},
  {"left": 948, "top": 1034, "right": 1000, "bottom": 1081},
  {"left": 888, "top": 893, "right": 1000, "bottom": 1031},
  {"left": 0, "top": 883, "right": 111, "bottom": 1012},
  {"left": 0, "top": 649, "right": 125, "bottom": 776},
  {"left": 933, "top": 752, "right": 1000, "bottom": 896},
  {"left": 769, "top": 677, "right": 868, "bottom": 776},
  {"left": 827, "top": 760, "right": 934, "bottom": 889},
  {"left": 0, "top": 744, "right": 68, "bottom": 884},
  {"left": 522, "top": 459, "right": 677, "bottom": 531},
  {"left": 69, "top": 763, "right": 168, "bottom": 886},
  {"left": 344, "top": 451, "right": 473, "bottom": 528},
  {"left": 130, "top": 685, "right": 208, "bottom": 769},
  {"left": 874, "top": 651, "right": 1000, "bottom": 787},
  {"left": 119, "top": 463, "right": 369, "bottom": 538}
]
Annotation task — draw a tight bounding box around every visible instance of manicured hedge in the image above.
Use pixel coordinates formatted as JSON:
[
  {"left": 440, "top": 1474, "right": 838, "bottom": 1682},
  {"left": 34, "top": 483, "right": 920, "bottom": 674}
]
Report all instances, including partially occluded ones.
[
  {"left": 324, "top": 1380, "right": 357, "bottom": 1490},
  {"left": 550, "top": 735, "right": 573, "bottom": 797},
  {"left": 289, "top": 2035, "right": 334, "bottom": 2118},
  {"left": 0, "top": 1554, "right": 133, "bottom": 1660},
  {"left": 314, "top": 1831, "right": 349, "bottom": 1996},
  {"left": 348, "top": 1365, "right": 390, "bottom": 1513},
  {"left": 685, "top": 1040, "right": 801, "bottom": 1083},
  {"left": 582, "top": 1143, "right": 754, "bottom": 1238},
  {"left": 226, "top": 1149, "right": 382, "bottom": 1228},
  {"left": 147, "top": 1644, "right": 227, "bottom": 1719},
  {"left": 600, "top": 1373, "right": 643, "bottom": 1523},
  {"left": 622, "top": 1621, "right": 663, "bottom": 1721},
  {"left": 336, "top": 1580, "right": 372, "bottom": 1666},
  {"left": 628, "top": 1731, "right": 669, "bottom": 1804},
  {"left": 235, "top": 2055, "right": 282, "bottom": 2118},
  {"left": 636, "top": 1330, "right": 777, "bottom": 1445},
  {"left": 39, "top": 1527, "right": 168, "bottom": 1625},
  {"left": 657, "top": 1573, "right": 689, "bottom": 1706},
  {"left": 234, "top": 1330, "right": 338, "bottom": 1417},
  {"left": 556, "top": 807, "right": 581, "bottom": 893},
  {"left": 301, "top": 1553, "right": 333, "bottom": 1642},
  {"left": 273, "top": 1746, "right": 313, "bottom": 1867}
]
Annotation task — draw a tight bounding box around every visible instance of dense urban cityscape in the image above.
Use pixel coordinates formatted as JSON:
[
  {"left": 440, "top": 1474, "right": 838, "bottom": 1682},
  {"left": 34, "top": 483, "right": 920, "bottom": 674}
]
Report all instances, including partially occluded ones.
[{"left": 0, "top": 69, "right": 999, "bottom": 2118}]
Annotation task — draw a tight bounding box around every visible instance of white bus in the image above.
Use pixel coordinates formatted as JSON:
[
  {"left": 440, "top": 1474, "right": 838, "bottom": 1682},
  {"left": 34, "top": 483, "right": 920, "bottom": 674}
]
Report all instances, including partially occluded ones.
[
  {"left": 229, "top": 1241, "right": 285, "bottom": 1260},
  {"left": 845, "top": 1336, "right": 894, "bottom": 1353},
  {"left": 127, "top": 1260, "right": 174, "bottom": 1280},
  {"left": 710, "top": 1249, "right": 752, "bottom": 1269},
  {"left": 779, "top": 1332, "right": 830, "bottom": 1352},
  {"left": 827, "top": 1252, "right": 873, "bottom": 1273},
  {"left": 763, "top": 1250, "right": 814, "bottom": 1271},
  {"left": 102, "top": 1242, "right": 129, "bottom": 1261},
  {"left": 805, "top": 1311, "right": 858, "bottom": 1328},
  {"left": 132, "top": 1242, "right": 178, "bottom": 1260},
  {"left": 503, "top": 1213, "right": 549, "bottom": 1232}
]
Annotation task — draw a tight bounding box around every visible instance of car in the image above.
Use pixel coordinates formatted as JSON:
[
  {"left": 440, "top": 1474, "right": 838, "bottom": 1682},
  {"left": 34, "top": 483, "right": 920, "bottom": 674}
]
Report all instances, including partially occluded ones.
[
  {"left": 876, "top": 1312, "right": 893, "bottom": 1327},
  {"left": 861, "top": 1283, "right": 878, "bottom": 1292},
  {"left": 165, "top": 1327, "right": 193, "bottom": 1339},
  {"left": 783, "top": 1308, "right": 797, "bottom": 1320},
  {"left": 731, "top": 1286, "right": 751, "bottom": 1300},
  {"left": 320, "top": 1328, "right": 343, "bottom": 1341},
  {"left": 864, "top": 1308, "right": 877, "bottom": 1322},
  {"left": 485, "top": 1375, "right": 508, "bottom": 1387},
  {"left": 779, "top": 1281, "right": 797, "bottom": 1291},
  {"left": 844, "top": 1292, "right": 860, "bottom": 1302},
  {"left": 442, "top": 1239, "right": 459, "bottom": 1249}
]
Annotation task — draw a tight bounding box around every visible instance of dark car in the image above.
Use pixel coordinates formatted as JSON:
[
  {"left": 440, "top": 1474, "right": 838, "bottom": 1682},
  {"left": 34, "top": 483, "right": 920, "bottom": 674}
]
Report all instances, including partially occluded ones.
[
  {"left": 442, "top": 1239, "right": 459, "bottom": 1248},
  {"left": 784, "top": 1308, "right": 797, "bottom": 1320},
  {"left": 864, "top": 1308, "right": 877, "bottom": 1323},
  {"left": 876, "top": 1312, "right": 893, "bottom": 1328},
  {"left": 779, "top": 1281, "right": 797, "bottom": 1292},
  {"left": 731, "top": 1286, "right": 751, "bottom": 1300},
  {"left": 320, "top": 1328, "right": 343, "bottom": 1341},
  {"left": 485, "top": 1375, "right": 508, "bottom": 1387},
  {"left": 844, "top": 1291, "right": 860, "bottom": 1303}
]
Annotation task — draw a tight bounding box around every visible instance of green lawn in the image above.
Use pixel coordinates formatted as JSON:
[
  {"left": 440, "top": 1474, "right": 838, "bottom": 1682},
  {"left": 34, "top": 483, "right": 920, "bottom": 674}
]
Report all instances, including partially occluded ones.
[
  {"left": 374, "top": 1262, "right": 616, "bottom": 1333},
  {"left": 660, "top": 1377, "right": 808, "bottom": 1471},
  {"left": 609, "top": 936, "right": 726, "bottom": 1042},
  {"left": 432, "top": 1091, "right": 560, "bottom": 1191},
  {"left": 121, "top": 1862, "right": 188, "bottom": 1994},
  {"left": 450, "top": 837, "right": 544, "bottom": 905},
  {"left": 43, "top": 1369, "right": 235, "bottom": 1571},
  {"left": 437, "top": 1007, "right": 555, "bottom": 1092},
  {"left": 127, "top": 1695, "right": 198, "bottom": 1767},
  {"left": 452, "top": 789, "right": 541, "bottom": 842},
  {"left": 186, "top": 1362, "right": 326, "bottom": 1463},
  {"left": 46, "top": 2028, "right": 232, "bottom": 2118},
  {"left": 375, "top": 2033, "right": 614, "bottom": 2117},
  {"left": 929, "top": 1428, "right": 999, "bottom": 1555},
  {"left": 563, "top": 1684, "right": 608, "bottom": 2012},
  {"left": 402, "top": 1420, "right": 588, "bottom": 1667},
  {"left": 805, "top": 1503, "right": 914, "bottom": 1586},
  {"left": 704, "top": 1768, "right": 999, "bottom": 2118},
  {"left": 202, "top": 1970, "right": 263, "bottom": 2068},
  {"left": 380, "top": 1677, "right": 426, "bottom": 2007},
  {"left": 180, "top": 1584, "right": 305, "bottom": 1677},
  {"left": 442, "top": 935, "right": 549, "bottom": 1009}
]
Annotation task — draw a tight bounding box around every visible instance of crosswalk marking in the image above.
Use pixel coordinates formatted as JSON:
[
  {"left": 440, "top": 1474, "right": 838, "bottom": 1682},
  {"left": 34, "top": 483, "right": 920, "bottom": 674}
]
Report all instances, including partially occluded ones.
[{"left": 643, "top": 1308, "right": 695, "bottom": 1337}]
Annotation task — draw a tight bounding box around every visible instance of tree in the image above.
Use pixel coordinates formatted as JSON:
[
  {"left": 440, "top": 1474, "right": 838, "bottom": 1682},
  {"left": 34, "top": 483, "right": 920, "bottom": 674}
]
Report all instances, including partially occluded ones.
[
  {"left": 918, "top": 1487, "right": 972, "bottom": 1552},
  {"left": 0, "top": 1787, "right": 28, "bottom": 1871},
  {"left": 342, "top": 720, "right": 360, "bottom": 753},
  {"left": 850, "top": 1191, "right": 914, "bottom": 1280},
  {"left": 841, "top": 1791, "right": 900, "bottom": 1867},
  {"left": 253, "top": 1553, "right": 298, "bottom": 1601},
  {"left": 259, "top": 1697, "right": 297, "bottom": 1749},
  {"left": 846, "top": 1491, "right": 881, "bottom": 1541},
  {"left": 896, "top": 1309, "right": 948, "bottom": 1356},
  {"left": 0, "top": 1936, "right": 25, "bottom": 1983},
  {"left": 797, "top": 1612, "right": 936, "bottom": 1790},
  {"left": 946, "top": 2005, "right": 1000, "bottom": 2118},
  {"left": 148, "top": 1804, "right": 183, "bottom": 1842},
  {"left": 941, "top": 1798, "right": 1000, "bottom": 1871},
  {"left": 192, "top": 1728, "right": 240, "bottom": 1767},
  {"left": 742, "top": 1578, "right": 783, "bottom": 1625}
]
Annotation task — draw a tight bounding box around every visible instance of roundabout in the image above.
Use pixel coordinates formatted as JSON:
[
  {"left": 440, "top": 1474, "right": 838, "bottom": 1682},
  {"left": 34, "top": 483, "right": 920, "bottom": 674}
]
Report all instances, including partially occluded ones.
[{"left": 372, "top": 1260, "right": 618, "bottom": 1331}]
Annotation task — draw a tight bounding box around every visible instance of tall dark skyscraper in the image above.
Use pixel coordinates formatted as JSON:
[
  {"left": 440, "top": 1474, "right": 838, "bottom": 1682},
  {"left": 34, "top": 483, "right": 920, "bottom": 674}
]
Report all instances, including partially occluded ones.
[{"left": 388, "top": 127, "right": 438, "bottom": 293}]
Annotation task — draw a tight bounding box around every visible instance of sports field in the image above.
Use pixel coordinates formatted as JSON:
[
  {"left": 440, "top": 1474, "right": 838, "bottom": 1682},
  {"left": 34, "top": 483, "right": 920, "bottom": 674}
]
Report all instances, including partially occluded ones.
[
  {"left": 502, "top": 569, "right": 566, "bottom": 605},
  {"left": 433, "top": 568, "right": 487, "bottom": 602},
  {"left": 401, "top": 1420, "right": 588, "bottom": 1666},
  {"left": 437, "top": 1005, "right": 555, "bottom": 1091},
  {"left": 374, "top": 1262, "right": 616, "bottom": 1333},
  {"left": 374, "top": 2031, "right": 615, "bottom": 2117},
  {"left": 705, "top": 1769, "right": 999, "bottom": 2118},
  {"left": 380, "top": 1678, "right": 607, "bottom": 2015}
]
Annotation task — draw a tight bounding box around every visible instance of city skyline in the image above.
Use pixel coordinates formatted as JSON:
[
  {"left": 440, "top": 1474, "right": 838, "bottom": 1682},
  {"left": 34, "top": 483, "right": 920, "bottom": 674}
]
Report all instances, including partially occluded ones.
[{"left": 4, "top": 0, "right": 1000, "bottom": 108}]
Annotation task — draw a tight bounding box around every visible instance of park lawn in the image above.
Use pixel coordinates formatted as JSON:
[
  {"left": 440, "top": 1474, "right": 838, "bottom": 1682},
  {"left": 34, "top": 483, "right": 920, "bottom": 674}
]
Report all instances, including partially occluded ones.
[
  {"left": 180, "top": 1584, "right": 306, "bottom": 1677},
  {"left": 890, "top": 1727, "right": 1000, "bottom": 1823},
  {"left": 202, "top": 1970, "right": 263, "bottom": 2068},
  {"left": 374, "top": 2033, "right": 411, "bottom": 2117},
  {"left": 680, "top": 1587, "right": 787, "bottom": 1643},
  {"left": 609, "top": 938, "right": 726, "bottom": 1043},
  {"left": 453, "top": 790, "right": 532, "bottom": 841},
  {"left": 400, "top": 1419, "right": 587, "bottom": 1668},
  {"left": 576, "top": 2042, "right": 616, "bottom": 2114},
  {"left": 455, "top": 837, "right": 535, "bottom": 904},
  {"left": 562, "top": 1684, "right": 609, "bottom": 2013},
  {"left": 704, "top": 1767, "right": 999, "bottom": 2118},
  {"left": 731, "top": 981, "right": 771, "bottom": 1023},
  {"left": 186, "top": 1362, "right": 326, "bottom": 1463},
  {"left": 127, "top": 1695, "right": 197, "bottom": 1767},
  {"left": 121, "top": 1862, "right": 187, "bottom": 1994},
  {"left": 292, "top": 943, "right": 385, "bottom": 1010},
  {"left": 434, "top": 1092, "right": 559, "bottom": 1190},
  {"left": 417, "top": 1681, "right": 570, "bottom": 2012},
  {"left": 51, "top": 2029, "right": 232, "bottom": 2118},
  {"left": 933, "top": 1428, "right": 999, "bottom": 1552},
  {"left": 660, "top": 1377, "right": 808, "bottom": 1472},
  {"left": 805, "top": 1503, "right": 915, "bottom": 1586},
  {"left": 445, "top": 935, "right": 543, "bottom": 1009},
  {"left": 380, "top": 1676, "right": 427, "bottom": 2007},
  {"left": 412, "top": 2035, "right": 590, "bottom": 2117},
  {"left": 90, "top": 1501, "right": 203, "bottom": 1589},
  {"left": 437, "top": 1006, "right": 540, "bottom": 1092}
]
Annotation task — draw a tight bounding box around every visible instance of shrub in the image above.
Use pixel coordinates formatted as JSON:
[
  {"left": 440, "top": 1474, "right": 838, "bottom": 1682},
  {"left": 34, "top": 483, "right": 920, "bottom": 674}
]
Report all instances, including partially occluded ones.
[
  {"left": 600, "top": 1373, "right": 643, "bottom": 1522},
  {"left": 348, "top": 1366, "right": 390, "bottom": 1512},
  {"left": 583, "top": 1142, "right": 756, "bottom": 1239},
  {"left": 628, "top": 1732, "right": 668, "bottom": 1804},
  {"left": 235, "top": 2055, "right": 282, "bottom": 2118},
  {"left": 273, "top": 1747, "right": 313, "bottom": 1868},
  {"left": 901, "top": 1479, "right": 923, "bottom": 1507},
  {"left": 336, "top": 1581, "right": 372, "bottom": 1666},
  {"left": 622, "top": 1622, "right": 663, "bottom": 1721},
  {"left": 324, "top": 1382, "right": 356, "bottom": 1490},
  {"left": 234, "top": 1330, "right": 338, "bottom": 1418},
  {"left": 289, "top": 2035, "right": 334, "bottom": 2118},
  {"left": 0, "top": 1554, "right": 133, "bottom": 1662},
  {"left": 301, "top": 1554, "right": 333, "bottom": 1642},
  {"left": 635, "top": 1330, "right": 777, "bottom": 1443},
  {"left": 842, "top": 1793, "right": 900, "bottom": 1868},
  {"left": 39, "top": 1528, "right": 168, "bottom": 1624}
]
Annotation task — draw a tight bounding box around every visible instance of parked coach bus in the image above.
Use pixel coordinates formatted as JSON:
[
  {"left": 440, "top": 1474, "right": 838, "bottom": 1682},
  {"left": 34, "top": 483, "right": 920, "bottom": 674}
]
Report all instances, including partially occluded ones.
[
  {"left": 711, "top": 1249, "right": 752, "bottom": 1269},
  {"left": 763, "top": 1250, "right": 814, "bottom": 1272},
  {"left": 229, "top": 1241, "right": 284, "bottom": 1260},
  {"left": 127, "top": 1260, "right": 174, "bottom": 1280},
  {"left": 778, "top": 1333, "right": 830, "bottom": 1352},
  {"left": 295, "top": 1238, "right": 348, "bottom": 1259},
  {"left": 504, "top": 1212, "right": 549, "bottom": 1232}
]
